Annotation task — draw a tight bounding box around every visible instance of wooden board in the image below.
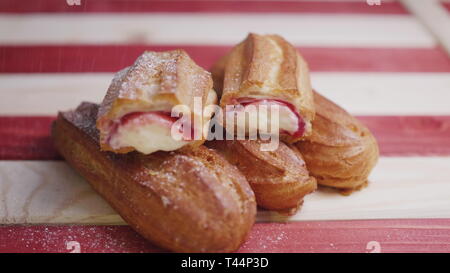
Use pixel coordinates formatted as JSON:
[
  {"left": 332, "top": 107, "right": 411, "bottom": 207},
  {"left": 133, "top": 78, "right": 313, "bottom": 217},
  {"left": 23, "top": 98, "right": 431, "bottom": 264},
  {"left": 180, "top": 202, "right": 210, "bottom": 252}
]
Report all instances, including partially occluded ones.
[
  {"left": 1, "top": 0, "right": 450, "bottom": 253},
  {"left": 1, "top": 72, "right": 450, "bottom": 115},
  {"left": 0, "top": 157, "right": 449, "bottom": 225},
  {"left": 0, "top": 13, "right": 434, "bottom": 47},
  {"left": 2, "top": 219, "right": 450, "bottom": 253}
]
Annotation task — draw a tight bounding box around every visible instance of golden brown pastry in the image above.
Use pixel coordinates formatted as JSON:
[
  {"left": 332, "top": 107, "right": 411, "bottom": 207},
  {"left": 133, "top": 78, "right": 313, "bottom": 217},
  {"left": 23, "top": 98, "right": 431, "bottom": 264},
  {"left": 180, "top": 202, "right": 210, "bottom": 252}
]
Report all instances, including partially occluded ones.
[
  {"left": 207, "top": 139, "right": 316, "bottom": 214},
  {"left": 212, "top": 33, "right": 315, "bottom": 143},
  {"left": 97, "top": 50, "right": 217, "bottom": 155},
  {"left": 52, "top": 102, "right": 256, "bottom": 253},
  {"left": 295, "top": 91, "right": 379, "bottom": 194}
]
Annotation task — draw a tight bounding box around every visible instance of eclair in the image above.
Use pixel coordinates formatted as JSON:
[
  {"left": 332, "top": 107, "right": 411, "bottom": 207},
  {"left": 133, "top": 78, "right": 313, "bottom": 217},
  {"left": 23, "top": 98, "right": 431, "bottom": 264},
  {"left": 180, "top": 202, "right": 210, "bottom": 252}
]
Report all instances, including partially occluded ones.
[
  {"left": 212, "top": 33, "right": 315, "bottom": 143},
  {"left": 97, "top": 50, "right": 217, "bottom": 155},
  {"left": 207, "top": 139, "right": 316, "bottom": 214},
  {"left": 295, "top": 92, "right": 379, "bottom": 194},
  {"left": 52, "top": 102, "right": 256, "bottom": 253}
]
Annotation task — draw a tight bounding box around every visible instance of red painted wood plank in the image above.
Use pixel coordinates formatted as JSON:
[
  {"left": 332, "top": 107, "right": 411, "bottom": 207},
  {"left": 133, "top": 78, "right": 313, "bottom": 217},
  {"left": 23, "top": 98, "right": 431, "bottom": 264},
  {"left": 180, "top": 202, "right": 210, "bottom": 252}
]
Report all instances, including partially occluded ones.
[
  {"left": 2, "top": 46, "right": 449, "bottom": 73},
  {"left": 442, "top": 2, "right": 450, "bottom": 13},
  {"left": 1, "top": 219, "right": 449, "bottom": 253},
  {"left": 0, "top": 0, "right": 409, "bottom": 14},
  {"left": 359, "top": 116, "right": 450, "bottom": 156},
  {"left": 0, "top": 117, "right": 60, "bottom": 160},
  {"left": 1, "top": 116, "right": 450, "bottom": 160}
]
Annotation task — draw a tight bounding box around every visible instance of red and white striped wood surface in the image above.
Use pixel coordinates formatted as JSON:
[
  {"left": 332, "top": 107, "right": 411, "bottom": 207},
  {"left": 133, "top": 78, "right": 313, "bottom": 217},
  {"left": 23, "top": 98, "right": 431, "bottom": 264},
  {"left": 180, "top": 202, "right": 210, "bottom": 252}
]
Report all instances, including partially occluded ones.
[{"left": 1, "top": 0, "right": 450, "bottom": 253}]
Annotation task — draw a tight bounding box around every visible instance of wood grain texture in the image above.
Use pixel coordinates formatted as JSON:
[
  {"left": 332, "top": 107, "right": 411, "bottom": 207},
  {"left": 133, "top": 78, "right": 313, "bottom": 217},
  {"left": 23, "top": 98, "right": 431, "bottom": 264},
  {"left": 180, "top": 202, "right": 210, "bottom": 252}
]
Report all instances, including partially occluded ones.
[
  {"left": 0, "top": 0, "right": 448, "bottom": 253},
  {"left": 2, "top": 46, "right": 449, "bottom": 73},
  {"left": 0, "top": 0, "right": 447, "bottom": 254},
  {"left": 0, "top": 161, "right": 122, "bottom": 224},
  {"left": 0, "top": 14, "right": 434, "bottom": 46},
  {"left": 1, "top": 219, "right": 450, "bottom": 253},
  {"left": 1, "top": 157, "right": 449, "bottom": 224},
  {"left": 0, "top": 0, "right": 408, "bottom": 14},
  {"left": 2, "top": 72, "right": 450, "bottom": 115}
]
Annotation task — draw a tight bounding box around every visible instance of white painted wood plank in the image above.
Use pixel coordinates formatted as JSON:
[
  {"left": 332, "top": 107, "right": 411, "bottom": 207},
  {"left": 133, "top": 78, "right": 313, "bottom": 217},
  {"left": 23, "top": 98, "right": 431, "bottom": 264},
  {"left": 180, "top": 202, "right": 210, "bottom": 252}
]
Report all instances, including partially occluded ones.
[
  {"left": 0, "top": 157, "right": 449, "bottom": 224},
  {"left": 401, "top": 0, "right": 450, "bottom": 56},
  {"left": 311, "top": 72, "right": 450, "bottom": 115},
  {"left": 0, "top": 14, "right": 435, "bottom": 47},
  {"left": 1, "top": 73, "right": 449, "bottom": 115},
  {"left": 0, "top": 74, "right": 111, "bottom": 116},
  {"left": 259, "top": 157, "right": 450, "bottom": 221}
]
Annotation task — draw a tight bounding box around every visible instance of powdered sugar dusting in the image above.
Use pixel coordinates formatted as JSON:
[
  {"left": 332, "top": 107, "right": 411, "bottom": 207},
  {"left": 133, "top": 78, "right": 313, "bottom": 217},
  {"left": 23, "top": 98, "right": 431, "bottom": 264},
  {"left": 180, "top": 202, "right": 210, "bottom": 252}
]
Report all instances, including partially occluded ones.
[
  {"left": 62, "top": 102, "right": 100, "bottom": 141},
  {"left": 97, "top": 67, "right": 131, "bottom": 120},
  {"left": 0, "top": 225, "right": 163, "bottom": 253},
  {"left": 98, "top": 49, "right": 213, "bottom": 125},
  {"left": 239, "top": 226, "right": 288, "bottom": 252},
  {"left": 120, "top": 51, "right": 179, "bottom": 99},
  {"left": 161, "top": 196, "right": 171, "bottom": 208}
]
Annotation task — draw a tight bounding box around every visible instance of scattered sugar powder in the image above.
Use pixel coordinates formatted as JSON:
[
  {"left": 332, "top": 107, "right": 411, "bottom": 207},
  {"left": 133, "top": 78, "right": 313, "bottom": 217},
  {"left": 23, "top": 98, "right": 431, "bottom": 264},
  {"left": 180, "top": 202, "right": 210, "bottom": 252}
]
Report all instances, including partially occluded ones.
[
  {"left": 0, "top": 225, "right": 161, "bottom": 253},
  {"left": 161, "top": 196, "right": 171, "bottom": 208}
]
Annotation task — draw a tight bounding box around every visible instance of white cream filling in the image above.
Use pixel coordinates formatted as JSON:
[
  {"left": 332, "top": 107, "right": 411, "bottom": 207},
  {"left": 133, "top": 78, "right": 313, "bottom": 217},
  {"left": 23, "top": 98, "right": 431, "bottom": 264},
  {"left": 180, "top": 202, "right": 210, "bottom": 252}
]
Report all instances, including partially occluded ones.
[
  {"left": 226, "top": 101, "right": 299, "bottom": 136},
  {"left": 109, "top": 115, "right": 188, "bottom": 154},
  {"left": 278, "top": 106, "right": 299, "bottom": 133}
]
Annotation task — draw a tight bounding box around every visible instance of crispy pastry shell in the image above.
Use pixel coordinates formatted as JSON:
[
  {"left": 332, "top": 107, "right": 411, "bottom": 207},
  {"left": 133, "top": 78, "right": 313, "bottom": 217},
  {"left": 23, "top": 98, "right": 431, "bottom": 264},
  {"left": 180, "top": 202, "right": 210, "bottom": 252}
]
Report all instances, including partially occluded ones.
[
  {"left": 52, "top": 102, "right": 256, "bottom": 253},
  {"left": 97, "top": 50, "right": 217, "bottom": 153},
  {"left": 207, "top": 139, "right": 316, "bottom": 214},
  {"left": 213, "top": 33, "right": 315, "bottom": 142},
  {"left": 295, "top": 92, "right": 379, "bottom": 193}
]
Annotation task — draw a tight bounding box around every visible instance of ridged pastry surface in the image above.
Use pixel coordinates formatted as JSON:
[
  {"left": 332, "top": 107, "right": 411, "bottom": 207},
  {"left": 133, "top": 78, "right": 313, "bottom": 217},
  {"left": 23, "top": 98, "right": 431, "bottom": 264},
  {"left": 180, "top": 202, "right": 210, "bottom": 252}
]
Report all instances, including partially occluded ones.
[
  {"left": 207, "top": 139, "right": 316, "bottom": 214},
  {"left": 212, "top": 33, "right": 315, "bottom": 141},
  {"left": 98, "top": 50, "right": 213, "bottom": 120},
  {"left": 296, "top": 91, "right": 379, "bottom": 192},
  {"left": 96, "top": 50, "right": 217, "bottom": 153},
  {"left": 53, "top": 102, "right": 256, "bottom": 252}
]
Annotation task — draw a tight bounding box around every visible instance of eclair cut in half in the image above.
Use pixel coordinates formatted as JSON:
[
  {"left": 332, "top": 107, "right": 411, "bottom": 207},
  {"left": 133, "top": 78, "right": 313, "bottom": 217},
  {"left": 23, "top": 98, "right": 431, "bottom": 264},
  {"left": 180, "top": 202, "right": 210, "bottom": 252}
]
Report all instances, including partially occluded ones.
[
  {"left": 97, "top": 50, "right": 217, "bottom": 154},
  {"left": 213, "top": 33, "right": 315, "bottom": 143}
]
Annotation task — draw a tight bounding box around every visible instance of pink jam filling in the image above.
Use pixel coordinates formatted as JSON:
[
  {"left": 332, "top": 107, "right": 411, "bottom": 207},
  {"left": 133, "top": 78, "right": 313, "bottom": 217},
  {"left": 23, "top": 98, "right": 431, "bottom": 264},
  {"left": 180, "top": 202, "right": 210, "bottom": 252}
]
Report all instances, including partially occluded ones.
[{"left": 233, "top": 98, "right": 305, "bottom": 138}]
